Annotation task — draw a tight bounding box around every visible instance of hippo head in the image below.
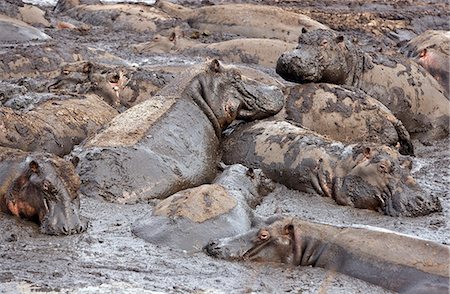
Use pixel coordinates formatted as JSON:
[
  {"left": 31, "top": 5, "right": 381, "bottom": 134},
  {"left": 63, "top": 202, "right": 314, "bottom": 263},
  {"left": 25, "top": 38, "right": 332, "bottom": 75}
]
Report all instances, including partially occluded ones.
[
  {"left": 334, "top": 145, "right": 442, "bottom": 217},
  {"left": 5, "top": 154, "right": 87, "bottom": 235},
  {"left": 276, "top": 29, "right": 355, "bottom": 84},
  {"left": 187, "top": 59, "right": 284, "bottom": 137}
]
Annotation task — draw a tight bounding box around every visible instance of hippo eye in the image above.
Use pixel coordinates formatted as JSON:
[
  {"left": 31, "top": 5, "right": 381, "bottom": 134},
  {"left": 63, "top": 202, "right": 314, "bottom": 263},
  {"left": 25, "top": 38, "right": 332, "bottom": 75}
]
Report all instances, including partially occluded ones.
[
  {"left": 321, "top": 39, "right": 328, "bottom": 46},
  {"left": 378, "top": 163, "right": 391, "bottom": 173},
  {"left": 258, "top": 230, "right": 270, "bottom": 241}
]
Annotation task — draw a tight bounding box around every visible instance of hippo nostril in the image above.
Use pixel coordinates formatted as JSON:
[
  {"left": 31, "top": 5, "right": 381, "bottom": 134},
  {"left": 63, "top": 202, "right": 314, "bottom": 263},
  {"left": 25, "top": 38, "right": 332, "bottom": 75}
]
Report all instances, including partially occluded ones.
[{"left": 61, "top": 226, "right": 70, "bottom": 235}]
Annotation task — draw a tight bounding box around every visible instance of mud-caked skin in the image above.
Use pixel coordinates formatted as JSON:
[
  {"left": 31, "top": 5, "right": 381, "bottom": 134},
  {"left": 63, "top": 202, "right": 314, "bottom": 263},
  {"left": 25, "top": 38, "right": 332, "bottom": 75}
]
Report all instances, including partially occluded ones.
[
  {"left": 74, "top": 59, "right": 284, "bottom": 203},
  {"left": 276, "top": 29, "right": 449, "bottom": 141},
  {"left": 222, "top": 120, "right": 441, "bottom": 217},
  {"left": 284, "top": 83, "right": 414, "bottom": 155},
  {"left": 0, "top": 147, "right": 87, "bottom": 235},
  {"left": 132, "top": 164, "right": 275, "bottom": 251},
  {"left": 204, "top": 217, "right": 450, "bottom": 294},
  {"left": 0, "top": 14, "right": 50, "bottom": 43}
]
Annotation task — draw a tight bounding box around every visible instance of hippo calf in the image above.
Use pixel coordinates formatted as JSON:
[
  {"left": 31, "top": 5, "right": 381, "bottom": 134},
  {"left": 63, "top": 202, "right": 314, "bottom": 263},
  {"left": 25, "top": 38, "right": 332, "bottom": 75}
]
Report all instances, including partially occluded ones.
[
  {"left": 74, "top": 59, "right": 284, "bottom": 203},
  {"left": 132, "top": 164, "right": 274, "bottom": 251},
  {"left": 276, "top": 29, "right": 449, "bottom": 141},
  {"left": 222, "top": 120, "right": 441, "bottom": 216},
  {"left": 204, "top": 217, "right": 450, "bottom": 294},
  {"left": 0, "top": 147, "right": 87, "bottom": 235}
]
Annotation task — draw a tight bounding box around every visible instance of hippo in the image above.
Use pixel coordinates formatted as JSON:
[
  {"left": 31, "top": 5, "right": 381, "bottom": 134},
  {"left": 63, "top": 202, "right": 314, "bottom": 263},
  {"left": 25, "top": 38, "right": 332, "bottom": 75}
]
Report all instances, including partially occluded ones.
[
  {"left": 0, "top": 0, "right": 50, "bottom": 27},
  {"left": 276, "top": 29, "right": 449, "bottom": 141},
  {"left": 204, "top": 217, "right": 450, "bottom": 294},
  {"left": 283, "top": 83, "right": 414, "bottom": 155},
  {"left": 0, "top": 14, "right": 50, "bottom": 43},
  {"left": 400, "top": 30, "right": 450, "bottom": 94},
  {"left": 73, "top": 59, "right": 284, "bottom": 203},
  {"left": 0, "top": 91, "right": 118, "bottom": 156},
  {"left": 222, "top": 120, "right": 441, "bottom": 217},
  {"left": 132, "top": 164, "right": 275, "bottom": 251},
  {"left": 0, "top": 147, "right": 87, "bottom": 235}
]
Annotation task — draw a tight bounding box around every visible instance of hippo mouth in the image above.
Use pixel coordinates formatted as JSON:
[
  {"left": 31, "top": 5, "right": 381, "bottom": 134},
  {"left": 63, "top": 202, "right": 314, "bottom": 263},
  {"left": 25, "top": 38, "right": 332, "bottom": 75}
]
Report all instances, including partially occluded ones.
[{"left": 242, "top": 239, "right": 272, "bottom": 260}]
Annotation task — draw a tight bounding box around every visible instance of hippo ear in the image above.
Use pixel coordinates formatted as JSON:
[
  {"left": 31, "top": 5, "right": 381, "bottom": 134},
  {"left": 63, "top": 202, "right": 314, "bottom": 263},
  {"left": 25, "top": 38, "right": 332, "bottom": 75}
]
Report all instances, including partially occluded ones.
[
  {"left": 209, "top": 59, "right": 221, "bottom": 73},
  {"left": 169, "top": 31, "right": 176, "bottom": 42},
  {"left": 29, "top": 160, "right": 40, "bottom": 173},
  {"left": 301, "top": 27, "right": 308, "bottom": 34},
  {"left": 335, "top": 35, "right": 344, "bottom": 43},
  {"left": 70, "top": 156, "right": 80, "bottom": 168},
  {"left": 419, "top": 48, "right": 427, "bottom": 58},
  {"left": 363, "top": 147, "right": 372, "bottom": 158},
  {"left": 284, "top": 222, "right": 302, "bottom": 265}
]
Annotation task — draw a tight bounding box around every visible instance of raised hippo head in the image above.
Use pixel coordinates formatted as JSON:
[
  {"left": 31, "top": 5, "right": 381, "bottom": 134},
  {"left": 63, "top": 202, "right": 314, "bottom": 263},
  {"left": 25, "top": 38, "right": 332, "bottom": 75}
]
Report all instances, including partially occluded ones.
[
  {"left": 334, "top": 145, "right": 442, "bottom": 217},
  {"left": 276, "top": 29, "right": 358, "bottom": 85},
  {"left": 1, "top": 152, "right": 87, "bottom": 235},
  {"left": 185, "top": 59, "right": 285, "bottom": 137}
]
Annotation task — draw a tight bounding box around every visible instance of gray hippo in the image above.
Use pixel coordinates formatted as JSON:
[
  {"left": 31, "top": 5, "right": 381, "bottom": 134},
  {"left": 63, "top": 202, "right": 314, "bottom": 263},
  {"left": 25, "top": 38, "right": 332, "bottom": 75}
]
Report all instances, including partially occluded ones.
[
  {"left": 400, "top": 30, "right": 449, "bottom": 94},
  {"left": 0, "top": 14, "right": 50, "bottom": 43},
  {"left": 222, "top": 120, "right": 441, "bottom": 217},
  {"left": 0, "top": 91, "right": 118, "bottom": 156},
  {"left": 276, "top": 29, "right": 449, "bottom": 141},
  {"left": 283, "top": 83, "right": 414, "bottom": 155},
  {"left": 0, "top": 147, "right": 87, "bottom": 235},
  {"left": 132, "top": 164, "right": 275, "bottom": 251},
  {"left": 204, "top": 217, "right": 450, "bottom": 294},
  {"left": 73, "top": 59, "right": 284, "bottom": 203}
]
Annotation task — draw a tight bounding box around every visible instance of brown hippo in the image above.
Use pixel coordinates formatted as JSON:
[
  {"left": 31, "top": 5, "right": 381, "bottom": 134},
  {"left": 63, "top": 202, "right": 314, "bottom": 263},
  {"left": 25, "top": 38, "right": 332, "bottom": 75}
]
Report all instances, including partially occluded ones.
[
  {"left": 132, "top": 164, "right": 275, "bottom": 251},
  {"left": 204, "top": 217, "right": 450, "bottom": 294},
  {"left": 0, "top": 0, "right": 50, "bottom": 27},
  {"left": 283, "top": 83, "right": 414, "bottom": 155},
  {"left": 73, "top": 59, "right": 284, "bottom": 203},
  {"left": 276, "top": 29, "right": 449, "bottom": 141},
  {"left": 400, "top": 30, "right": 449, "bottom": 94},
  {"left": 0, "top": 147, "right": 87, "bottom": 235},
  {"left": 222, "top": 120, "right": 441, "bottom": 217},
  {"left": 0, "top": 14, "right": 50, "bottom": 43},
  {"left": 0, "top": 92, "right": 118, "bottom": 156}
]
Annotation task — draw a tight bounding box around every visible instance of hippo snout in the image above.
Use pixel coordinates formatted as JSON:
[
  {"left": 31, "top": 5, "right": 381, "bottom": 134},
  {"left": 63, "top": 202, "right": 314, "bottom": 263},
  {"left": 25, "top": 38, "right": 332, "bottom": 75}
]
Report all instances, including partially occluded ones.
[
  {"left": 204, "top": 240, "right": 228, "bottom": 258},
  {"left": 276, "top": 49, "right": 321, "bottom": 83},
  {"left": 388, "top": 188, "right": 443, "bottom": 217},
  {"left": 41, "top": 217, "right": 88, "bottom": 235}
]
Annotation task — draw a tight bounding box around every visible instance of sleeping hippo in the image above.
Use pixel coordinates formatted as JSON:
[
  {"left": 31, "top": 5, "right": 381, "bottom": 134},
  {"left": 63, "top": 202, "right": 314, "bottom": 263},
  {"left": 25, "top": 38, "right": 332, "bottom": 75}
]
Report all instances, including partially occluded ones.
[
  {"left": 132, "top": 164, "right": 274, "bottom": 251},
  {"left": 276, "top": 29, "right": 449, "bottom": 141},
  {"left": 73, "top": 59, "right": 284, "bottom": 203},
  {"left": 204, "top": 217, "right": 450, "bottom": 294},
  {"left": 222, "top": 120, "right": 441, "bottom": 217},
  {"left": 283, "top": 83, "right": 414, "bottom": 155},
  {"left": 0, "top": 147, "right": 87, "bottom": 235}
]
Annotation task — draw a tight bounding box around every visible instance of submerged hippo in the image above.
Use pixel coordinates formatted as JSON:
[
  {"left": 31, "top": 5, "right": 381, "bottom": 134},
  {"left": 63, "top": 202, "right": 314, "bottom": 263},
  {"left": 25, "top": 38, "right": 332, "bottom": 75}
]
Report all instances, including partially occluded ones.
[
  {"left": 204, "top": 217, "right": 450, "bottom": 294},
  {"left": 0, "top": 147, "right": 87, "bottom": 235},
  {"left": 74, "top": 59, "right": 284, "bottom": 203},
  {"left": 132, "top": 164, "right": 274, "bottom": 251},
  {"left": 222, "top": 120, "right": 441, "bottom": 217},
  {"left": 276, "top": 29, "right": 449, "bottom": 141},
  {"left": 283, "top": 83, "right": 414, "bottom": 155}
]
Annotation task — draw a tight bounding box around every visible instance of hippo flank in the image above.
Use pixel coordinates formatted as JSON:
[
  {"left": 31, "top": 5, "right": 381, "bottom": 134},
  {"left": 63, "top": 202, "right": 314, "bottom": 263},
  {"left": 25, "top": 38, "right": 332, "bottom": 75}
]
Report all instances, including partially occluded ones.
[
  {"left": 74, "top": 59, "right": 284, "bottom": 203},
  {"left": 204, "top": 217, "right": 450, "bottom": 294},
  {"left": 0, "top": 147, "right": 87, "bottom": 235},
  {"left": 222, "top": 120, "right": 441, "bottom": 216}
]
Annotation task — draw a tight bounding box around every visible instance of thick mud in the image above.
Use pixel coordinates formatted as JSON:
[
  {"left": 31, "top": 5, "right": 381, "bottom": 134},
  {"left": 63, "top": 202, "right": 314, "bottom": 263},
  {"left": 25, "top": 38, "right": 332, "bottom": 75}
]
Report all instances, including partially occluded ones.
[{"left": 1, "top": 0, "right": 449, "bottom": 293}]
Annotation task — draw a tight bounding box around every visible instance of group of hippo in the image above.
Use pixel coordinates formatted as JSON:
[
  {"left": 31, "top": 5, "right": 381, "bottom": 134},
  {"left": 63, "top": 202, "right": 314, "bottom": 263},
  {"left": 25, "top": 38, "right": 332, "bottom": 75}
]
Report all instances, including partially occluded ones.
[{"left": 0, "top": 0, "right": 449, "bottom": 292}]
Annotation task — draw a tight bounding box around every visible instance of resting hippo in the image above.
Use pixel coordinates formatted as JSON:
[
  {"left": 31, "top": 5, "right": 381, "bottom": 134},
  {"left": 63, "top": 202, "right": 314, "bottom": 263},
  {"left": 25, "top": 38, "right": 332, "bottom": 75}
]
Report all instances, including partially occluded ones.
[
  {"left": 283, "top": 83, "right": 414, "bottom": 155},
  {"left": 222, "top": 120, "right": 441, "bottom": 216},
  {"left": 276, "top": 29, "right": 449, "bottom": 141},
  {"left": 73, "top": 59, "right": 284, "bottom": 203},
  {"left": 0, "top": 147, "right": 87, "bottom": 235},
  {"left": 204, "top": 217, "right": 450, "bottom": 294},
  {"left": 0, "top": 14, "right": 50, "bottom": 43},
  {"left": 132, "top": 164, "right": 274, "bottom": 251},
  {"left": 0, "top": 92, "right": 118, "bottom": 156},
  {"left": 400, "top": 30, "right": 449, "bottom": 94}
]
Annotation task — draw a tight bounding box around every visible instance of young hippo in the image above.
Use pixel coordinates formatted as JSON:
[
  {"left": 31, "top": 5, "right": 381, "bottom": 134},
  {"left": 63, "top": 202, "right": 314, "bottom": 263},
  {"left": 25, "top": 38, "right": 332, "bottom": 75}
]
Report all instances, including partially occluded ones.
[
  {"left": 0, "top": 147, "right": 87, "bottom": 235},
  {"left": 204, "top": 217, "right": 450, "bottom": 294},
  {"left": 222, "top": 120, "right": 441, "bottom": 217},
  {"left": 276, "top": 29, "right": 449, "bottom": 142}
]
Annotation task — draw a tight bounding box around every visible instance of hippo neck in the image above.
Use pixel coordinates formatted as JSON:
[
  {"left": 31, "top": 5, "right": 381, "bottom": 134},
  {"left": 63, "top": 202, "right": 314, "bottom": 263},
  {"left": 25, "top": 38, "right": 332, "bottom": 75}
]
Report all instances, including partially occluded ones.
[{"left": 343, "top": 45, "right": 370, "bottom": 87}]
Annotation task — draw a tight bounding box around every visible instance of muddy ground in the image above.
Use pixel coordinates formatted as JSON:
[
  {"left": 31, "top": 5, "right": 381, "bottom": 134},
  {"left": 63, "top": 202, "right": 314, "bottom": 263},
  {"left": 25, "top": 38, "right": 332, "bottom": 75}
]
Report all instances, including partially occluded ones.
[{"left": 1, "top": 0, "right": 449, "bottom": 293}]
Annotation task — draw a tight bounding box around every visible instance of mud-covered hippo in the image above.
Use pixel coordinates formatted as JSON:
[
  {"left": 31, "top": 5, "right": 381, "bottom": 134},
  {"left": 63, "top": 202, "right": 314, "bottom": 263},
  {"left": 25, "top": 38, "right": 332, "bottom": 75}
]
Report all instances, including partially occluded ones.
[
  {"left": 132, "top": 164, "right": 274, "bottom": 251},
  {"left": 400, "top": 30, "right": 449, "bottom": 94},
  {"left": 276, "top": 29, "right": 449, "bottom": 141},
  {"left": 204, "top": 217, "right": 450, "bottom": 294},
  {"left": 0, "top": 92, "right": 118, "bottom": 156},
  {"left": 0, "top": 14, "right": 50, "bottom": 43},
  {"left": 283, "top": 83, "right": 414, "bottom": 155},
  {"left": 73, "top": 59, "right": 284, "bottom": 203},
  {"left": 0, "top": 147, "right": 87, "bottom": 235},
  {"left": 222, "top": 120, "right": 441, "bottom": 217}
]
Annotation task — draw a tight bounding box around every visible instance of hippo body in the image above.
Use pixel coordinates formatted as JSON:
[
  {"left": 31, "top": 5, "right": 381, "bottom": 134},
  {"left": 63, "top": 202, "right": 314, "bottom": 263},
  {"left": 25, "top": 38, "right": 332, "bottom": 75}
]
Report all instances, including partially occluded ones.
[
  {"left": 74, "top": 60, "right": 284, "bottom": 203},
  {"left": 205, "top": 217, "right": 450, "bottom": 294},
  {"left": 0, "top": 92, "right": 118, "bottom": 156},
  {"left": 276, "top": 29, "right": 449, "bottom": 141},
  {"left": 284, "top": 83, "right": 413, "bottom": 155},
  {"left": 222, "top": 120, "right": 441, "bottom": 216},
  {"left": 0, "top": 14, "right": 50, "bottom": 43},
  {"left": 0, "top": 147, "right": 86, "bottom": 235},
  {"left": 132, "top": 164, "right": 274, "bottom": 251}
]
